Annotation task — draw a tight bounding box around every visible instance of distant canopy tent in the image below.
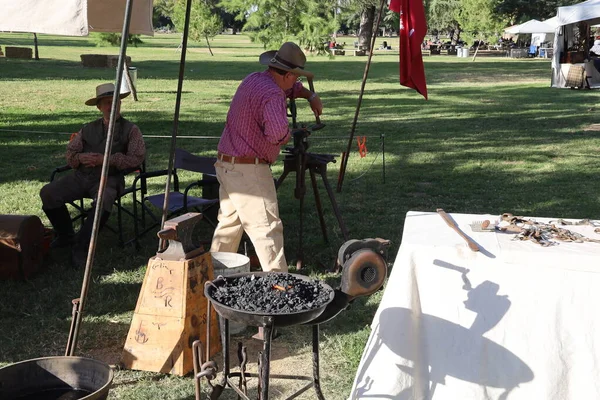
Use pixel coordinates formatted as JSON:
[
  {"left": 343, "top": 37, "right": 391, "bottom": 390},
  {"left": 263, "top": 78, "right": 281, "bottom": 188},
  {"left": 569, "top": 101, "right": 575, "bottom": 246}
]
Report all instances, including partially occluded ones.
[
  {"left": 0, "top": 0, "right": 154, "bottom": 36},
  {"left": 551, "top": 0, "right": 600, "bottom": 88},
  {"left": 504, "top": 19, "right": 557, "bottom": 34},
  {"left": 504, "top": 18, "right": 558, "bottom": 47}
]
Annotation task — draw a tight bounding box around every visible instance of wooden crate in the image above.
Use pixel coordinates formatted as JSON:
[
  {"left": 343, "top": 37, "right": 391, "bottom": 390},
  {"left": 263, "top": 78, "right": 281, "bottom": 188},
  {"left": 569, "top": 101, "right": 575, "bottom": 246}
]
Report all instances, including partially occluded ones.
[{"left": 121, "top": 252, "right": 221, "bottom": 376}]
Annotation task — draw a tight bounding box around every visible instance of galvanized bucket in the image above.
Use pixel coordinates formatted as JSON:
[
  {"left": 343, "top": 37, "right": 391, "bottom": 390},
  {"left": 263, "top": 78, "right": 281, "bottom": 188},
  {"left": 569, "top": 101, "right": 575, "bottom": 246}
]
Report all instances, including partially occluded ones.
[{"left": 0, "top": 356, "right": 113, "bottom": 400}]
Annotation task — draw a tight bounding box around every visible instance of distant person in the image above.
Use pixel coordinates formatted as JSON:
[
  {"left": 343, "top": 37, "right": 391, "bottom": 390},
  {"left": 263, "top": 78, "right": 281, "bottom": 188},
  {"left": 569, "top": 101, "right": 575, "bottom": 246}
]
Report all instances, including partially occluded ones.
[{"left": 40, "top": 83, "right": 146, "bottom": 268}]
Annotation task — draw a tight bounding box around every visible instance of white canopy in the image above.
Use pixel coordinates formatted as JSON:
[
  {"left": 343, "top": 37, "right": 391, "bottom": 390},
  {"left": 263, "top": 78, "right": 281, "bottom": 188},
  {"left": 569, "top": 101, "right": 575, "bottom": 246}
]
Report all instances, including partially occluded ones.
[
  {"left": 552, "top": 0, "right": 600, "bottom": 88},
  {"left": 0, "top": 0, "right": 154, "bottom": 37},
  {"left": 557, "top": 0, "right": 600, "bottom": 26},
  {"left": 504, "top": 19, "right": 556, "bottom": 34}
]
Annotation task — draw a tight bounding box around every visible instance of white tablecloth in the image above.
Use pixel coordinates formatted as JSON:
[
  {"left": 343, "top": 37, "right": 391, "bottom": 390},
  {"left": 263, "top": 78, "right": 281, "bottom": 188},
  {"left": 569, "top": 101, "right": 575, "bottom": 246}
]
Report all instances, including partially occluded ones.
[{"left": 349, "top": 211, "right": 600, "bottom": 400}]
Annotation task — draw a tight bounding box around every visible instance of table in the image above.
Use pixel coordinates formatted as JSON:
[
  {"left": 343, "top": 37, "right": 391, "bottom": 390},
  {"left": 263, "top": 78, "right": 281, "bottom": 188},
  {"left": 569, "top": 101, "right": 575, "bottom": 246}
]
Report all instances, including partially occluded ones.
[
  {"left": 539, "top": 47, "right": 553, "bottom": 59},
  {"left": 349, "top": 211, "right": 600, "bottom": 400},
  {"left": 509, "top": 48, "right": 528, "bottom": 58}
]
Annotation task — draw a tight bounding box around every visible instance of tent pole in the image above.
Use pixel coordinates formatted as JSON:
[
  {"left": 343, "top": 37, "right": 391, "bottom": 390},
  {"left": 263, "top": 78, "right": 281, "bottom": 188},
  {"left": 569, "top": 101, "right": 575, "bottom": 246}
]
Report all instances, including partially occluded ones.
[
  {"left": 66, "top": 0, "right": 134, "bottom": 357},
  {"left": 336, "top": 0, "right": 386, "bottom": 193},
  {"left": 157, "top": 0, "right": 194, "bottom": 252}
]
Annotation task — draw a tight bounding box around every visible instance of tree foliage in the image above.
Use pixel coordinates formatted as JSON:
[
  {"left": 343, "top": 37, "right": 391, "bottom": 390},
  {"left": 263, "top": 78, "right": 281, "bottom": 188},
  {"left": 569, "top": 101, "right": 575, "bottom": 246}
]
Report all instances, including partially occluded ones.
[
  {"left": 93, "top": 33, "right": 143, "bottom": 47},
  {"left": 219, "top": 0, "right": 339, "bottom": 52},
  {"left": 494, "top": 0, "right": 580, "bottom": 26},
  {"left": 426, "top": 0, "right": 461, "bottom": 42},
  {"left": 172, "top": 0, "right": 223, "bottom": 55},
  {"left": 455, "top": 0, "right": 504, "bottom": 43}
]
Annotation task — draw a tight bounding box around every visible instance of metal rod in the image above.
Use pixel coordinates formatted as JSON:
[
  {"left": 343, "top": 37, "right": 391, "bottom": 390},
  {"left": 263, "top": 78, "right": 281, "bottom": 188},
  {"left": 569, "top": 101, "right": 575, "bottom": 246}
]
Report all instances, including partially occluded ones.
[
  {"left": 64, "top": 298, "right": 80, "bottom": 356},
  {"left": 260, "top": 318, "right": 275, "bottom": 399},
  {"left": 157, "top": 0, "right": 194, "bottom": 252},
  {"left": 336, "top": 0, "right": 387, "bottom": 193},
  {"left": 66, "top": 0, "right": 134, "bottom": 357},
  {"left": 312, "top": 324, "right": 325, "bottom": 400},
  {"left": 381, "top": 133, "right": 386, "bottom": 183},
  {"left": 193, "top": 340, "right": 202, "bottom": 400}
]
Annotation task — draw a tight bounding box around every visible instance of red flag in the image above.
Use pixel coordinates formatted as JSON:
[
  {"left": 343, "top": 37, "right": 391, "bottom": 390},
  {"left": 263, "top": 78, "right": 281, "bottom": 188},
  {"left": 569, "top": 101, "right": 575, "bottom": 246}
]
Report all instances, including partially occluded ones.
[{"left": 390, "top": 0, "right": 428, "bottom": 99}]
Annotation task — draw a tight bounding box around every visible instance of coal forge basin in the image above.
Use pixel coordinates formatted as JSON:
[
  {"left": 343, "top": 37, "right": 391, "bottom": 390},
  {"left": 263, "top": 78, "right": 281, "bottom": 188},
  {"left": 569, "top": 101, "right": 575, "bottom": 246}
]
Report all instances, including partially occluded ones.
[{"left": 204, "top": 272, "right": 335, "bottom": 327}]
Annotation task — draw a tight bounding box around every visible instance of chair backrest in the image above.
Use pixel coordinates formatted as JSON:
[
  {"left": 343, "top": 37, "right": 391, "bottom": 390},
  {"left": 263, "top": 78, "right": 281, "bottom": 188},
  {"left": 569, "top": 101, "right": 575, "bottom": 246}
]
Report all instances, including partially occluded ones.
[{"left": 174, "top": 148, "right": 217, "bottom": 175}]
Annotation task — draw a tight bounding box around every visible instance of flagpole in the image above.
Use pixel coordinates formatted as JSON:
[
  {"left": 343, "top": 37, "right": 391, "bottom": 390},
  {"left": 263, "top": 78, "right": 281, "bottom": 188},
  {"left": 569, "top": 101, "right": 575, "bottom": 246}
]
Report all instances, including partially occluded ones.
[{"left": 337, "top": 0, "right": 387, "bottom": 193}]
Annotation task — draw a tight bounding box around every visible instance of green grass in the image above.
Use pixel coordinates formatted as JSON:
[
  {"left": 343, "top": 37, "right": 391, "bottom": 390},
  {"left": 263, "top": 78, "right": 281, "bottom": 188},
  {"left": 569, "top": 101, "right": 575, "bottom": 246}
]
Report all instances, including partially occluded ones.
[{"left": 1, "top": 32, "right": 600, "bottom": 399}]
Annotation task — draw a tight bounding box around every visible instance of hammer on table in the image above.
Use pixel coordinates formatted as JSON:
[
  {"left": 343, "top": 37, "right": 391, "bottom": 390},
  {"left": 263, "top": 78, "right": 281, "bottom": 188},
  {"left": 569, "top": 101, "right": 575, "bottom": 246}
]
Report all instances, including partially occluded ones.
[{"left": 437, "top": 209, "right": 481, "bottom": 252}]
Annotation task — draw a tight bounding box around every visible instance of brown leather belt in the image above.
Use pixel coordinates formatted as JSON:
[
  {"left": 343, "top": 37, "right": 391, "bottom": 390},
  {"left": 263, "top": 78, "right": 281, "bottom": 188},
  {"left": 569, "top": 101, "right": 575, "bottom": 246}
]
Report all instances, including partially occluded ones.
[{"left": 218, "top": 152, "right": 269, "bottom": 165}]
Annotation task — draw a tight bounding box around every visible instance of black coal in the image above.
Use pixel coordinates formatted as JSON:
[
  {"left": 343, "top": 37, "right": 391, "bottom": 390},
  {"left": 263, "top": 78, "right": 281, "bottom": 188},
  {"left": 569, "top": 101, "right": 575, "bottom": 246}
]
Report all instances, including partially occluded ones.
[{"left": 210, "top": 273, "right": 333, "bottom": 314}]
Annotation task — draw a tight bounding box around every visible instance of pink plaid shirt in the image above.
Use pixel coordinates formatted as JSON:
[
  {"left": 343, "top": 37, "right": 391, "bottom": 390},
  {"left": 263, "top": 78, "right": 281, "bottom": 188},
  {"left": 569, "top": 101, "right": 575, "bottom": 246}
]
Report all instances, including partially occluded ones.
[{"left": 217, "top": 70, "right": 302, "bottom": 164}]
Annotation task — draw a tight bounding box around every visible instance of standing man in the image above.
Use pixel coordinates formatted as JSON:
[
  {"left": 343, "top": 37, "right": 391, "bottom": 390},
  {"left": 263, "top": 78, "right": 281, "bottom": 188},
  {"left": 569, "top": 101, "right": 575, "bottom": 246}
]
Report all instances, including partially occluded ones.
[
  {"left": 210, "top": 42, "right": 323, "bottom": 272},
  {"left": 40, "top": 83, "right": 146, "bottom": 268}
]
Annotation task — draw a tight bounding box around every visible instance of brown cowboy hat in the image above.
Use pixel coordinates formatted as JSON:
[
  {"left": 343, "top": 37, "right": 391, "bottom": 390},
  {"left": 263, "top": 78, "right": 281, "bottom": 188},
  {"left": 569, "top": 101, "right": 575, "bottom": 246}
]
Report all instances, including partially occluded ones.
[
  {"left": 259, "top": 42, "right": 314, "bottom": 79},
  {"left": 85, "top": 83, "right": 130, "bottom": 106}
]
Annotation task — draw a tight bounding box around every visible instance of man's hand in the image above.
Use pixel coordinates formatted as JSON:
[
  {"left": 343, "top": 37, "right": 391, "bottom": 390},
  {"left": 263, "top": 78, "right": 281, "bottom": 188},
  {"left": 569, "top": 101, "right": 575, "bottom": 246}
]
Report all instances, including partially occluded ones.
[
  {"left": 308, "top": 94, "right": 323, "bottom": 117},
  {"left": 78, "top": 153, "right": 104, "bottom": 167}
]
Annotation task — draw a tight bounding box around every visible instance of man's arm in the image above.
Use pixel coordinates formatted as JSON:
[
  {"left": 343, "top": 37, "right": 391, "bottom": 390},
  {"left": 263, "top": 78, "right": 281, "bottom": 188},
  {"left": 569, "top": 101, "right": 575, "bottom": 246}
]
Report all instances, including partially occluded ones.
[
  {"left": 287, "top": 82, "right": 323, "bottom": 117},
  {"left": 109, "top": 125, "right": 146, "bottom": 170},
  {"left": 66, "top": 130, "right": 84, "bottom": 169}
]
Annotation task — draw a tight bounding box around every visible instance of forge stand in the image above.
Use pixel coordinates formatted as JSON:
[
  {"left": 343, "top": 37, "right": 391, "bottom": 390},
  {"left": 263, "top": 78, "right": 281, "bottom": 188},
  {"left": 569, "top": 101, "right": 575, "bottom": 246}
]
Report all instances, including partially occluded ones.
[
  {"left": 275, "top": 151, "right": 349, "bottom": 269},
  {"left": 194, "top": 302, "right": 326, "bottom": 400}
]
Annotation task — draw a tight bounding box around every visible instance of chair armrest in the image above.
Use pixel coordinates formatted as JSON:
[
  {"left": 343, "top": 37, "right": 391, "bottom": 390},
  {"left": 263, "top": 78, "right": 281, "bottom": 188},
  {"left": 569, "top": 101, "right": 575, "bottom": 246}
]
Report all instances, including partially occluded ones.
[
  {"left": 183, "top": 178, "right": 218, "bottom": 196},
  {"left": 182, "top": 179, "right": 219, "bottom": 210},
  {"left": 50, "top": 165, "right": 72, "bottom": 182}
]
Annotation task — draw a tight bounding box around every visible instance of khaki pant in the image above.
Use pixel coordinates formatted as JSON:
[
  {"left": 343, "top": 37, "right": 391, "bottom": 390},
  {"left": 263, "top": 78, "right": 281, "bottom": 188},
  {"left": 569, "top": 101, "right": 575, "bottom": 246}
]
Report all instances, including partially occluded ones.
[
  {"left": 40, "top": 170, "right": 124, "bottom": 213},
  {"left": 210, "top": 160, "right": 288, "bottom": 272}
]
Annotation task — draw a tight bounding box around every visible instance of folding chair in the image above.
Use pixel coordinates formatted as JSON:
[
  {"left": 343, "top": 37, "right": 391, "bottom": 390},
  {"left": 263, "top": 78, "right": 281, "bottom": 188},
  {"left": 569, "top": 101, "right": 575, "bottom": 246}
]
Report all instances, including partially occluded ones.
[
  {"left": 49, "top": 162, "right": 147, "bottom": 248},
  {"left": 134, "top": 148, "right": 219, "bottom": 245}
]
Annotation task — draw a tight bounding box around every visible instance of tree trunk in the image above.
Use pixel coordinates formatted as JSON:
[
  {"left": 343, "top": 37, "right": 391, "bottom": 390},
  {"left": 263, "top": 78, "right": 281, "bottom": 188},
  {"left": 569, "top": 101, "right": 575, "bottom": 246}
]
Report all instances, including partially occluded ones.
[
  {"left": 358, "top": 5, "right": 376, "bottom": 51},
  {"left": 450, "top": 28, "right": 461, "bottom": 45},
  {"left": 471, "top": 37, "right": 483, "bottom": 62},
  {"left": 33, "top": 33, "right": 39, "bottom": 60},
  {"left": 205, "top": 35, "right": 214, "bottom": 56}
]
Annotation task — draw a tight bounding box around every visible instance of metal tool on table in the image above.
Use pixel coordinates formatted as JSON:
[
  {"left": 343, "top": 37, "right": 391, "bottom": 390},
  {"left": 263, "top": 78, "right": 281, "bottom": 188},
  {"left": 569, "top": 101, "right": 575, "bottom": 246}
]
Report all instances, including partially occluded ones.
[
  {"left": 470, "top": 220, "right": 495, "bottom": 233},
  {"left": 437, "top": 209, "right": 481, "bottom": 252}
]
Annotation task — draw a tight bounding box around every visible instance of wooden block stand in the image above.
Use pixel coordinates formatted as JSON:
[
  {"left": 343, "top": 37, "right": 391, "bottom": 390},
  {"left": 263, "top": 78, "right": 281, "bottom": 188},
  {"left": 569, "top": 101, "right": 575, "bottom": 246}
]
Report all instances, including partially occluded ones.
[{"left": 121, "top": 252, "right": 221, "bottom": 375}]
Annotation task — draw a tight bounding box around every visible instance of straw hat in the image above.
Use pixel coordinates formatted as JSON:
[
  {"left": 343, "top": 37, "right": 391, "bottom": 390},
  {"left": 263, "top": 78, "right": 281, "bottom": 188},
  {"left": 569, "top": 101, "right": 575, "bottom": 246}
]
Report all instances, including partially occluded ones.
[
  {"left": 85, "top": 83, "right": 130, "bottom": 106},
  {"left": 259, "top": 42, "right": 314, "bottom": 79}
]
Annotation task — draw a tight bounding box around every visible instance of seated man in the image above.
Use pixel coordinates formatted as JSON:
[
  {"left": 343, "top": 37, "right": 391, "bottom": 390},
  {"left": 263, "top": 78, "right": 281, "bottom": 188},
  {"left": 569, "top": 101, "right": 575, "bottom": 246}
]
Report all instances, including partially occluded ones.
[{"left": 40, "top": 83, "right": 146, "bottom": 268}]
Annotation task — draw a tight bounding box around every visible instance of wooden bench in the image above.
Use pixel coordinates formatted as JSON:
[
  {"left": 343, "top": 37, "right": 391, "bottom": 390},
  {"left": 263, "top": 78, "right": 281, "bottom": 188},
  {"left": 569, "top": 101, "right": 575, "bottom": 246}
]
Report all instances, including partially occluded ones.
[
  {"left": 329, "top": 48, "right": 345, "bottom": 56},
  {"left": 5, "top": 47, "right": 32, "bottom": 59},
  {"left": 348, "top": 49, "right": 366, "bottom": 56}
]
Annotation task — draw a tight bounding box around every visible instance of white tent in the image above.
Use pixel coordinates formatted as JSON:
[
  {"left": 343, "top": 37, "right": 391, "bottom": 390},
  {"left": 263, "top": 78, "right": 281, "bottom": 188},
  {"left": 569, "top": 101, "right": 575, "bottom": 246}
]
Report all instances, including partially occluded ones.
[
  {"left": 505, "top": 19, "right": 556, "bottom": 34},
  {"left": 551, "top": 0, "right": 600, "bottom": 88},
  {"left": 0, "top": 0, "right": 154, "bottom": 37}
]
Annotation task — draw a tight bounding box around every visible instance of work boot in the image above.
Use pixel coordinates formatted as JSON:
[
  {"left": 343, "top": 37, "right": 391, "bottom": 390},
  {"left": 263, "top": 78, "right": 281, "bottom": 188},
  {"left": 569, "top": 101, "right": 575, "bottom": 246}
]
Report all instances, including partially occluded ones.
[
  {"left": 71, "top": 210, "right": 111, "bottom": 269},
  {"left": 43, "top": 205, "right": 75, "bottom": 248}
]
